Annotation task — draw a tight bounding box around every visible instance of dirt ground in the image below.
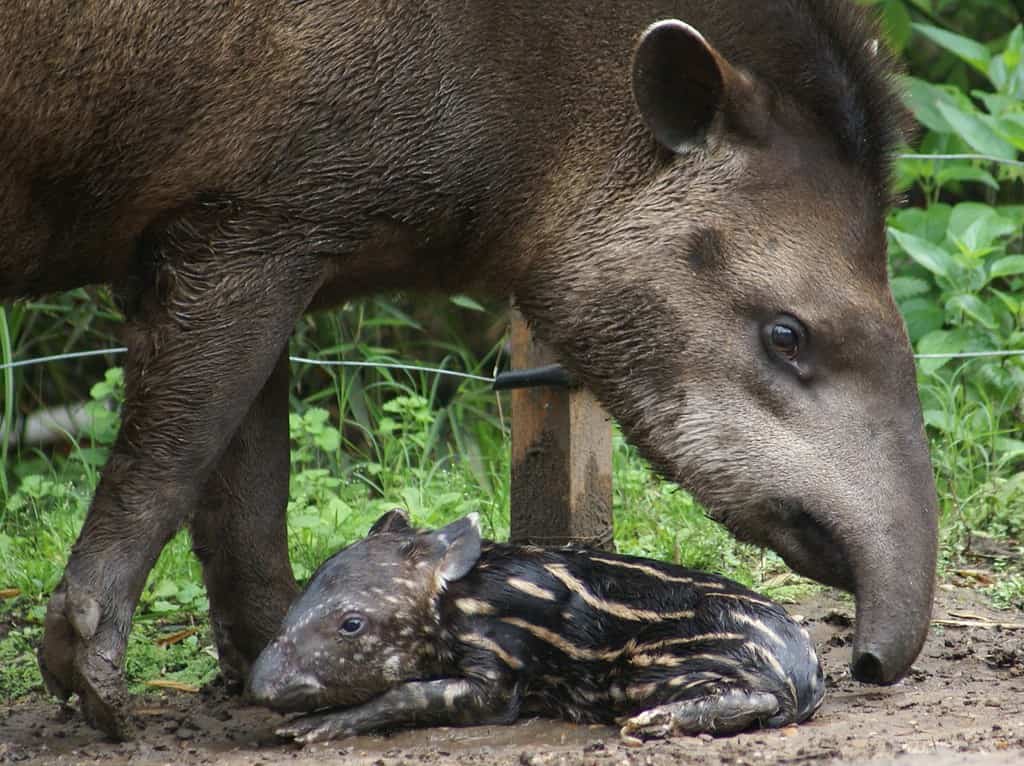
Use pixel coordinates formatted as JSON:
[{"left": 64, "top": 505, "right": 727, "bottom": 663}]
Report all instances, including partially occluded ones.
[{"left": 3, "top": 585, "right": 1024, "bottom": 766}]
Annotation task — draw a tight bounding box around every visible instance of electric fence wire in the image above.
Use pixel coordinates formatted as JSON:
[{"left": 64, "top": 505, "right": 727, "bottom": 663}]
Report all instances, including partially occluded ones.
[
  {"left": 3, "top": 346, "right": 1024, "bottom": 376},
  {"left": 897, "top": 152, "right": 1024, "bottom": 168}
]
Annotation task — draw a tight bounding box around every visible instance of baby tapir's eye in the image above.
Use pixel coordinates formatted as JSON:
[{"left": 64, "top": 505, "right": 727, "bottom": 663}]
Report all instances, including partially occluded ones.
[{"left": 339, "top": 613, "right": 366, "bottom": 637}]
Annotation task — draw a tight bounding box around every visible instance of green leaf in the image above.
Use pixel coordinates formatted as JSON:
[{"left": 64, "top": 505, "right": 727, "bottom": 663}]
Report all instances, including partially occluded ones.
[
  {"left": 900, "top": 298, "right": 945, "bottom": 343},
  {"left": 177, "top": 583, "right": 205, "bottom": 605},
  {"left": 881, "top": 0, "right": 912, "bottom": 52},
  {"left": 150, "top": 600, "right": 180, "bottom": 614},
  {"left": 935, "top": 165, "right": 999, "bottom": 191},
  {"left": 73, "top": 447, "right": 110, "bottom": 467},
  {"left": 913, "top": 24, "right": 991, "bottom": 75},
  {"left": 995, "top": 438, "right": 1024, "bottom": 461},
  {"left": 314, "top": 427, "right": 341, "bottom": 453},
  {"left": 450, "top": 294, "right": 486, "bottom": 312},
  {"left": 948, "top": 203, "right": 1018, "bottom": 250},
  {"left": 151, "top": 580, "right": 179, "bottom": 599},
  {"left": 890, "top": 276, "right": 932, "bottom": 301},
  {"left": 990, "top": 288, "right": 1022, "bottom": 315},
  {"left": 994, "top": 116, "right": 1024, "bottom": 152},
  {"left": 890, "top": 229, "right": 955, "bottom": 278},
  {"left": 303, "top": 408, "right": 330, "bottom": 430},
  {"left": 946, "top": 294, "right": 998, "bottom": 329},
  {"left": 901, "top": 77, "right": 956, "bottom": 133},
  {"left": 916, "top": 329, "right": 969, "bottom": 374},
  {"left": 990, "top": 256, "right": 1024, "bottom": 280},
  {"left": 923, "top": 409, "right": 956, "bottom": 433},
  {"left": 935, "top": 102, "right": 1017, "bottom": 160},
  {"left": 975, "top": 92, "right": 1021, "bottom": 119}
]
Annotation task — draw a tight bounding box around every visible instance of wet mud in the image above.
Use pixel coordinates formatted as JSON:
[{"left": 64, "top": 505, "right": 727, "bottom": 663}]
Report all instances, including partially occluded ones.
[{"left": 3, "top": 586, "right": 1023, "bottom": 765}]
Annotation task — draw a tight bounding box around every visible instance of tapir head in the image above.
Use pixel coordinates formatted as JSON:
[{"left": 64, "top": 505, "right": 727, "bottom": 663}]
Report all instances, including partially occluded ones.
[
  {"left": 515, "top": 10, "right": 937, "bottom": 685},
  {"left": 247, "top": 511, "right": 482, "bottom": 713}
]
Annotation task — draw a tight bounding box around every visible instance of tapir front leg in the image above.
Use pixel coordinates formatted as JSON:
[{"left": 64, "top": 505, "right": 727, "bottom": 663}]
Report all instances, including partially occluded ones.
[
  {"left": 191, "top": 349, "right": 299, "bottom": 689},
  {"left": 276, "top": 678, "right": 521, "bottom": 744},
  {"left": 38, "top": 213, "right": 325, "bottom": 739}
]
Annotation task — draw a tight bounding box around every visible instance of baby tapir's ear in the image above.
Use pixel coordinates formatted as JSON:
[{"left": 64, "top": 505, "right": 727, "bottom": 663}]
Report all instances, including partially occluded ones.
[
  {"left": 369, "top": 508, "right": 413, "bottom": 536},
  {"left": 421, "top": 513, "right": 483, "bottom": 586}
]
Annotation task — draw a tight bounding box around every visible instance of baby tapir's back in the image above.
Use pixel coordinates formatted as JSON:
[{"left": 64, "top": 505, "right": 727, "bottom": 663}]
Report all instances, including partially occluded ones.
[{"left": 441, "top": 543, "right": 824, "bottom": 730}]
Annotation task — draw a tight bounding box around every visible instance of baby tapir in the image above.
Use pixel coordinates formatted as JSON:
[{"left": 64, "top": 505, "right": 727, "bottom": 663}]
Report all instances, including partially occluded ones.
[{"left": 248, "top": 511, "right": 824, "bottom": 743}]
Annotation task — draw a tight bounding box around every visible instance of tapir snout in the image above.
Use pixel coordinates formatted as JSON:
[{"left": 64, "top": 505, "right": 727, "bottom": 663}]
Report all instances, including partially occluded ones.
[{"left": 247, "top": 639, "right": 326, "bottom": 713}]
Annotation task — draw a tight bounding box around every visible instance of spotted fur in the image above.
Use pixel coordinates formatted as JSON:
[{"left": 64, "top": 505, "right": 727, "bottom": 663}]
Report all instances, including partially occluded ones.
[{"left": 249, "top": 512, "right": 824, "bottom": 742}]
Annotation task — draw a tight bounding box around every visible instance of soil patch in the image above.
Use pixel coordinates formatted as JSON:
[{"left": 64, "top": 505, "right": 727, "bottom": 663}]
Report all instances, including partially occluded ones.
[{"left": 2, "top": 586, "right": 1023, "bottom": 765}]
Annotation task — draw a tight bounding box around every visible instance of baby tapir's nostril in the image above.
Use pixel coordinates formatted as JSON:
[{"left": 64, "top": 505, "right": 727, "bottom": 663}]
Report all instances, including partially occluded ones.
[
  {"left": 245, "top": 670, "right": 277, "bottom": 706},
  {"left": 246, "top": 643, "right": 288, "bottom": 706}
]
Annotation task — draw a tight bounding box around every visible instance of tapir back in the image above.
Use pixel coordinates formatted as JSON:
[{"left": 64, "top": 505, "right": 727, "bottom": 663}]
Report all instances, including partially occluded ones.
[{"left": 441, "top": 544, "right": 824, "bottom": 728}]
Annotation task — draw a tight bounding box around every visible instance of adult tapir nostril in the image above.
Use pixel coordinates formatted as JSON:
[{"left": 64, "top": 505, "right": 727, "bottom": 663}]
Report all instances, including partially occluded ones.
[{"left": 850, "top": 649, "right": 887, "bottom": 685}]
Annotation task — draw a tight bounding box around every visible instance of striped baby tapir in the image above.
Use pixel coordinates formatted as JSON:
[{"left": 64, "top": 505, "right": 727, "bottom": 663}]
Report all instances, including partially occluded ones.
[{"left": 247, "top": 511, "right": 824, "bottom": 743}]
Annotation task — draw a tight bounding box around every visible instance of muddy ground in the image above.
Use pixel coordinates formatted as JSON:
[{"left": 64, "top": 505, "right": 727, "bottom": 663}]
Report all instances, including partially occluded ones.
[{"left": 3, "top": 586, "right": 1024, "bottom": 766}]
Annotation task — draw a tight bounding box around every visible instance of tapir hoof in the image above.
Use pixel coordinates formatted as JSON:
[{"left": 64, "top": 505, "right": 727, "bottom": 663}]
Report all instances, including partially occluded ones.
[{"left": 38, "top": 584, "right": 134, "bottom": 740}]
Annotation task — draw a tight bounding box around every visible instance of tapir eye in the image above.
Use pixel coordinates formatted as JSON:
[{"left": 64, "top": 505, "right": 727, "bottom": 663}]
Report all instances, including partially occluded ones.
[
  {"left": 770, "top": 324, "right": 800, "bottom": 357},
  {"left": 762, "top": 316, "right": 808, "bottom": 364},
  {"left": 339, "top": 613, "right": 366, "bottom": 637}
]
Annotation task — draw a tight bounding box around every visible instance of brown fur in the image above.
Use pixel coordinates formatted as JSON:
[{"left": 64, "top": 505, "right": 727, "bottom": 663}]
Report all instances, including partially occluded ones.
[{"left": 1, "top": 0, "right": 936, "bottom": 739}]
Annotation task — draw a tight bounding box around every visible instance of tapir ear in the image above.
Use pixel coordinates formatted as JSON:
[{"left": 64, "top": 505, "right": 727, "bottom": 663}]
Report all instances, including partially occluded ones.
[
  {"left": 369, "top": 508, "right": 412, "bottom": 536},
  {"left": 421, "top": 514, "right": 483, "bottom": 585},
  {"left": 632, "top": 20, "right": 728, "bottom": 153}
]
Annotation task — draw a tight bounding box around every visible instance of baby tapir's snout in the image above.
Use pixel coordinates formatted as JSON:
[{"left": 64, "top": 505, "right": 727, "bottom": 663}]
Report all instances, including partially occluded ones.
[
  {"left": 248, "top": 638, "right": 327, "bottom": 713},
  {"left": 251, "top": 510, "right": 825, "bottom": 744}
]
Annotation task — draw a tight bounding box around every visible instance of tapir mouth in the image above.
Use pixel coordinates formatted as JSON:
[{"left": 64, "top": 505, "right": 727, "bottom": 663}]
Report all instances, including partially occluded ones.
[
  {"left": 710, "top": 497, "right": 855, "bottom": 594},
  {"left": 770, "top": 500, "right": 855, "bottom": 593}
]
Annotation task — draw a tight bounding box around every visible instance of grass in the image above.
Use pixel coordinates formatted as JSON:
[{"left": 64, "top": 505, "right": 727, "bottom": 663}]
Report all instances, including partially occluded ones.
[{"left": 1, "top": 296, "right": 1021, "bottom": 704}]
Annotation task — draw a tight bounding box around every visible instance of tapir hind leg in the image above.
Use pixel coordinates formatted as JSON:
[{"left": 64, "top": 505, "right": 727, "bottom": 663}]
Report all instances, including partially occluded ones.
[
  {"left": 38, "top": 215, "right": 325, "bottom": 740},
  {"left": 618, "top": 689, "right": 781, "bottom": 740},
  {"left": 190, "top": 348, "right": 299, "bottom": 688}
]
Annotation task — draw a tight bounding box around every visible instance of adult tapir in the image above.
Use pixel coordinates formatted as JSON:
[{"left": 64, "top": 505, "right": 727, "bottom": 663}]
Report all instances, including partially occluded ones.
[{"left": 0, "top": 0, "right": 937, "bottom": 739}]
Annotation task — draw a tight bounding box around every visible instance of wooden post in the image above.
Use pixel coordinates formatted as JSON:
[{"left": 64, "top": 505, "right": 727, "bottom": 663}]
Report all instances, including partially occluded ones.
[{"left": 509, "top": 310, "right": 614, "bottom": 550}]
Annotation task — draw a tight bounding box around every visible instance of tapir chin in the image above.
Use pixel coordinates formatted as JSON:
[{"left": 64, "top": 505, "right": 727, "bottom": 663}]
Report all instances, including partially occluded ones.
[{"left": 0, "top": 0, "right": 937, "bottom": 739}]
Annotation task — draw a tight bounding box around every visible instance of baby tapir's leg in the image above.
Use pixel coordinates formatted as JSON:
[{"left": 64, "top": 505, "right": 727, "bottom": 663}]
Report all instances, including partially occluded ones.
[
  {"left": 276, "top": 678, "right": 520, "bottom": 744},
  {"left": 619, "top": 688, "right": 781, "bottom": 740}
]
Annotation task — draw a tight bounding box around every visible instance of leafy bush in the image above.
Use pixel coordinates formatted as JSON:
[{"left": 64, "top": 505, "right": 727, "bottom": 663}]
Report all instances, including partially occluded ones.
[{"left": 866, "top": 0, "right": 1024, "bottom": 530}]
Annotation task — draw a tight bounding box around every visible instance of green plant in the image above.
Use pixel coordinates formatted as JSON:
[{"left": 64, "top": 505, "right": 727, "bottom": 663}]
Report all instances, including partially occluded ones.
[
  {"left": 0, "top": 620, "right": 44, "bottom": 701},
  {"left": 877, "top": 5, "right": 1024, "bottom": 503}
]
